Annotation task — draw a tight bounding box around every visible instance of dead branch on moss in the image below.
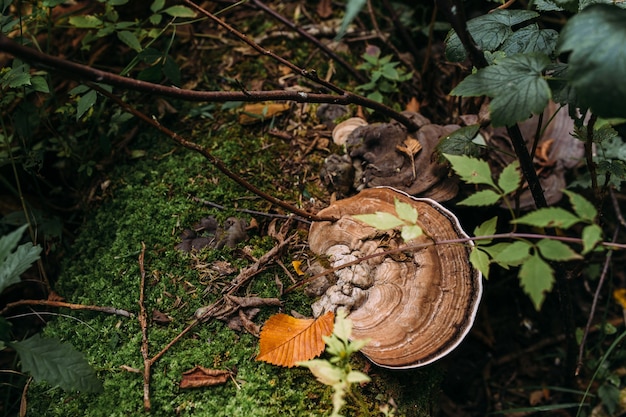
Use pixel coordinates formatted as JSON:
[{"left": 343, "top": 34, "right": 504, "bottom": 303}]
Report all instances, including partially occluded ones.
[
  {"left": 0, "top": 299, "right": 132, "bottom": 317},
  {"left": 138, "top": 242, "right": 152, "bottom": 412},
  {"left": 88, "top": 83, "right": 335, "bottom": 222}
]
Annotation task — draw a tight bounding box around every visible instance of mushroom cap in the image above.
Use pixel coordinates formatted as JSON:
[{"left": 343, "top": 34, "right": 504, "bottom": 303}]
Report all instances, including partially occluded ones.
[{"left": 309, "top": 187, "right": 482, "bottom": 369}]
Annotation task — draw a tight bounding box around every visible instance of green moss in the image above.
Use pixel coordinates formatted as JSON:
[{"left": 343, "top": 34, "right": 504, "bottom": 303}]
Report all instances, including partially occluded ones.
[{"left": 27, "top": 125, "right": 440, "bottom": 416}]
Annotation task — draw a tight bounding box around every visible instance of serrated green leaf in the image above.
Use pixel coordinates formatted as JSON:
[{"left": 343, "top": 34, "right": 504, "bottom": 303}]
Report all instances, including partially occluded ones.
[
  {"left": 481, "top": 243, "right": 513, "bottom": 267},
  {"left": 10, "top": 334, "right": 102, "bottom": 392},
  {"left": 30, "top": 76, "right": 49, "bottom": 93},
  {"left": 0, "top": 242, "right": 42, "bottom": 294},
  {"left": 297, "top": 359, "right": 342, "bottom": 385},
  {"left": 451, "top": 53, "right": 551, "bottom": 127},
  {"left": 444, "top": 154, "right": 496, "bottom": 188},
  {"left": 352, "top": 212, "right": 405, "bottom": 230},
  {"left": 394, "top": 198, "right": 417, "bottom": 224},
  {"left": 162, "top": 56, "right": 181, "bottom": 86},
  {"left": 445, "top": 10, "right": 539, "bottom": 62},
  {"left": 512, "top": 207, "right": 580, "bottom": 229},
  {"left": 0, "top": 224, "right": 28, "bottom": 261},
  {"left": 346, "top": 370, "right": 371, "bottom": 384},
  {"left": 162, "top": 5, "right": 197, "bottom": 18},
  {"left": 333, "top": 309, "right": 351, "bottom": 342},
  {"left": 436, "top": 124, "right": 483, "bottom": 157},
  {"left": 492, "top": 241, "right": 531, "bottom": 266},
  {"left": 582, "top": 224, "right": 603, "bottom": 255},
  {"left": 536, "top": 239, "right": 582, "bottom": 261},
  {"left": 519, "top": 253, "right": 554, "bottom": 310},
  {"left": 458, "top": 189, "right": 502, "bottom": 206},
  {"left": 474, "top": 216, "right": 498, "bottom": 245},
  {"left": 563, "top": 190, "right": 597, "bottom": 222},
  {"left": 470, "top": 247, "right": 491, "bottom": 279},
  {"left": 557, "top": 5, "right": 626, "bottom": 118},
  {"left": 68, "top": 15, "right": 103, "bottom": 28},
  {"left": 401, "top": 225, "right": 423, "bottom": 242},
  {"left": 117, "top": 30, "right": 141, "bottom": 52},
  {"left": 498, "top": 161, "right": 522, "bottom": 194},
  {"left": 76, "top": 89, "right": 97, "bottom": 120},
  {"left": 500, "top": 24, "right": 558, "bottom": 57}
]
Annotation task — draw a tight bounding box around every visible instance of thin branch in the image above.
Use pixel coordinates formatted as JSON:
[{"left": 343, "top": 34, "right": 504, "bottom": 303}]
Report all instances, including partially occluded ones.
[
  {"left": 585, "top": 114, "right": 600, "bottom": 201},
  {"left": 0, "top": 34, "right": 419, "bottom": 130},
  {"left": 0, "top": 299, "right": 132, "bottom": 317},
  {"left": 575, "top": 226, "right": 619, "bottom": 376},
  {"left": 138, "top": 242, "right": 151, "bottom": 411},
  {"left": 246, "top": 0, "right": 367, "bottom": 84},
  {"left": 88, "top": 83, "right": 335, "bottom": 222}
]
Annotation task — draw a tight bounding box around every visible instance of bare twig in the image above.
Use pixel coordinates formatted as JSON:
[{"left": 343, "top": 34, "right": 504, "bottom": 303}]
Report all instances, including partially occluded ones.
[
  {"left": 138, "top": 242, "right": 151, "bottom": 411},
  {"left": 0, "top": 34, "right": 419, "bottom": 130},
  {"left": 575, "top": 226, "right": 620, "bottom": 376},
  {"left": 88, "top": 83, "right": 335, "bottom": 222},
  {"left": 0, "top": 299, "right": 132, "bottom": 317},
  {"left": 585, "top": 114, "right": 600, "bottom": 201}
]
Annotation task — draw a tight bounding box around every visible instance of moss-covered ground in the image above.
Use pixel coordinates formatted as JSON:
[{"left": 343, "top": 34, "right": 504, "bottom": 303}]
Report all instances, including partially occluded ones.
[{"left": 25, "top": 115, "right": 442, "bottom": 416}]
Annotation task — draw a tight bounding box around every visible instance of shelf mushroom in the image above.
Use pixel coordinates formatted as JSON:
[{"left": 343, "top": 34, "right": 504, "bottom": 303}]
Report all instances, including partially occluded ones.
[{"left": 308, "top": 187, "right": 482, "bottom": 369}]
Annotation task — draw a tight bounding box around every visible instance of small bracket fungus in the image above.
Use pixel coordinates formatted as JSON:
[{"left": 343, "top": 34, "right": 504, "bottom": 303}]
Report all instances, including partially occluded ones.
[{"left": 308, "top": 187, "right": 482, "bottom": 369}]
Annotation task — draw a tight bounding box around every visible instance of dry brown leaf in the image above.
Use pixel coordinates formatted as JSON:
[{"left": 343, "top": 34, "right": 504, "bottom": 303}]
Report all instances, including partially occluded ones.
[
  {"left": 316, "top": 0, "right": 333, "bottom": 18},
  {"left": 179, "top": 366, "right": 231, "bottom": 389},
  {"left": 256, "top": 311, "right": 334, "bottom": 368},
  {"left": 396, "top": 136, "right": 423, "bottom": 179},
  {"left": 239, "top": 102, "right": 290, "bottom": 125},
  {"left": 405, "top": 96, "right": 420, "bottom": 113}
]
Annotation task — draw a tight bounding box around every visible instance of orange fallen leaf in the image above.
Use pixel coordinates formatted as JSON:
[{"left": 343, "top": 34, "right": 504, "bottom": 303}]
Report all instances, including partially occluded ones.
[
  {"left": 179, "top": 366, "right": 231, "bottom": 389},
  {"left": 613, "top": 288, "right": 626, "bottom": 309},
  {"left": 239, "top": 102, "right": 290, "bottom": 125},
  {"left": 256, "top": 311, "right": 334, "bottom": 368},
  {"left": 292, "top": 260, "right": 305, "bottom": 276},
  {"left": 405, "top": 96, "right": 420, "bottom": 113}
]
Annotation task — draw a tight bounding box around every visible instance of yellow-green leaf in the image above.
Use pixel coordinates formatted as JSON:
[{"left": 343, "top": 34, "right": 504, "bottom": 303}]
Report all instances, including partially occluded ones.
[
  {"left": 394, "top": 198, "right": 417, "bottom": 224},
  {"left": 536, "top": 238, "right": 582, "bottom": 261},
  {"left": 582, "top": 224, "right": 603, "bottom": 255},
  {"left": 352, "top": 212, "right": 404, "bottom": 230},
  {"left": 512, "top": 207, "right": 580, "bottom": 229},
  {"left": 519, "top": 253, "right": 554, "bottom": 310}
]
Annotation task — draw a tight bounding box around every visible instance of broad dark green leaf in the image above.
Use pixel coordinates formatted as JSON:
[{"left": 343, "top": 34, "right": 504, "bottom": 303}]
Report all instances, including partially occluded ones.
[
  {"left": 445, "top": 10, "right": 539, "bottom": 62},
  {"left": 519, "top": 252, "right": 554, "bottom": 310},
  {"left": 470, "top": 247, "right": 491, "bottom": 279},
  {"left": 498, "top": 161, "right": 522, "bottom": 194},
  {"left": 512, "top": 207, "right": 580, "bottom": 228},
  {"left": 117, "top": 30, "right": 141, "bottom": 52},
  {"left": 451, "top": 53, "right": 551, "bottom": 127},
  {"left": 151, "top": 0, "right": 165, "bottom": 13},
  {"left": 557, "top": 4, "right": 626, "bottom": 118},
  {"left": 474, "top": 216, "right": 498, "bottom": 244},
  {"left": 68, "top": 15, "right": 103, "bottom": 28},
  {"left": 436, "top": 124, "right": 483, "bottom": 157},
  {"left": 581, "top": 224, "right": 603, "bottom": 255},
  {"left": 10, "top": 334, "right": 103, "bottom": 393},
  {"left": 500, "top": 24, "right": 558, "bottom": 57},
  {"left": 30, "top": 76, "right": 49, "bottom": 93},
  {"left": 492, "top": 241, "right": 531, "bottom": 266},
  {"left": 0, "top": 224, "right": 28, "bottom": 261},
  {"left": 0, "top": 242, "right": 42, "bottom": 294}
]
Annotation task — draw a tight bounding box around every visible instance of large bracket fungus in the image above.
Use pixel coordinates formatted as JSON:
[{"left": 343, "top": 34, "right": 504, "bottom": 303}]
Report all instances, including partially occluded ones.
[{"left": 308, "top": 187, "right": 482, "bottom": 369}]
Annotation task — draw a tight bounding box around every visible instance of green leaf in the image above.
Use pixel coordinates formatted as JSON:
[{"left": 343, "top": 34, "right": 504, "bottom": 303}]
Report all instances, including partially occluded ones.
[
  {"left": 117, "top": 30, "right": 141, "bottom": 52},
  {"left": 332, "top": 309, "right": 351, "bottom": 342},
  {"left": 474, "top": 216, "right": 498, "bottom": 244},
  {"left": 557, "top": 4, "right": 626, "bottom": 118},
  {"left": 458, "top": 189, "right": 502, "bottom": 206},
  {"left": 481, "top": 242, "right": 513, "bottom": 266},
  {"left": 581, "top": 224, "right": 603, "bottom": 255},
  {"left": 444, "top": 154, "right": 496, "bottom": 188},
  {"left": 500, "top": 24, "right": 558, "bottom": 57},
  {"left": 76, "top": 89, "right": 97, "bottom": 120},
  {"left": 150, "top": 0, "right": 165, "bottom": 13},
  {"left": 519, "top": 253, "right": 554, "bottom": 310},
  {"left": 162, "top": 56, "right": 181, "bottom": 86},
  {"left": 436, "top": 124, "right": 483, "bottom": 157},
  {"left": 394, "top": 198, "right": 417, "bottom": 224},
  {"left": 297, "top": 359, "right": 342, "bottom": 386},
  {"left": 401, "top": 225, "right": 423, "bottom": 242},
  {"left": 346, "top": 370, "right": 370, "bottom": 384},
  {"left": 498, "top": 161, "right": 521, "bottom": 194},
  {"left": 0, "top": 225, "right": 42, "bottom": 294},
  {"left": 470, "top": 247, "right": 491, "bottom": 279},
  {"left": 536, "top": 239, "right": 582, "bottom": 261},
  {"left": 492, "top": 241, "right": 531, "bottom": 266},
  {"left": 68, "top": 15, "right": 103, "bottom": 28},
  {"left": 30, "top": 76, "right": 49, "bottom": 93},
  {"left": 336, "top": 0, "right": 366, "bottom": 40},
  {"left": 10, "top": 334, "right": 102, "bottom": 392},
  {"left": 352, "top": 212, "right": 405, "bottom": 230},
  {"left": 512, "top": 207, "right": 580, "bottom": 229},
  {"left": 445, "top": 10, "right": 539, "bottom": 62},
  {"left": 162, "top": 5, "right": 197, "bottom": 18},
  {"left": 451, "top": 53, "right": 551, "bottom": 127},
  {"left": 563, "top": 190, "right": 597, "bottom": 223}
]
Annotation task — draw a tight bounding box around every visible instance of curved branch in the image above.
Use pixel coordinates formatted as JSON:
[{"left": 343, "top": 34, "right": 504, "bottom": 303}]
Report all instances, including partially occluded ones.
[{"left": 0, "top": 34, "right": 418, "bottom": 131}]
